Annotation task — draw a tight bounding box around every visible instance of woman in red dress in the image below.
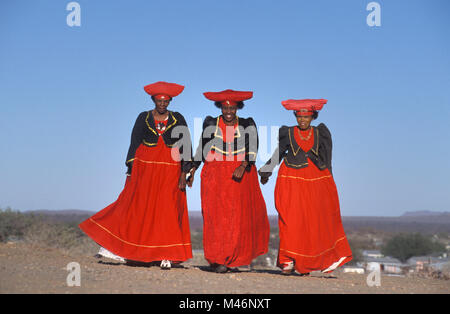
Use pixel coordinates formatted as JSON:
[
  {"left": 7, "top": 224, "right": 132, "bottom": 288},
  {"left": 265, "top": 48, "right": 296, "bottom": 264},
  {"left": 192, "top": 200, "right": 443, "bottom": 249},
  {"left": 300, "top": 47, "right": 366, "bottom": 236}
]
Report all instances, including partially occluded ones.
[
  {"left": 79, "top": 81, "right": 193, "bottom": 269},
  {"left": 259, "top": 99, "right": 352, "bottom": 275},
  {"left": 189, "top": 89, "right": 270, "bottom": 273}
]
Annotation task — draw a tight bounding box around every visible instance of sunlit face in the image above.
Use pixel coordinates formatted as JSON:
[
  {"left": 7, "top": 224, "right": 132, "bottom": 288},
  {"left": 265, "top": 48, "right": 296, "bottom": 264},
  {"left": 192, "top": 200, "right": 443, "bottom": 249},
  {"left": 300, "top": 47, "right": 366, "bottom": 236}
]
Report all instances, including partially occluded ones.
[
  {"left": 153, "top": 98, "right": 171, "bottom": 115},
  {"left": 221, "top": 104, "right": 238, "bottom": 123},
  {"left": 296, "top": 113, "right": 313, "bottom": 130}
]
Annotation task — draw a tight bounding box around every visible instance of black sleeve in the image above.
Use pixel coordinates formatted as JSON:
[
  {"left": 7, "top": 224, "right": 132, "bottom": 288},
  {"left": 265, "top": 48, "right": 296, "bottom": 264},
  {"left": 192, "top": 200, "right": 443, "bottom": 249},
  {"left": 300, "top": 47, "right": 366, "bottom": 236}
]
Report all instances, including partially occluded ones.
[
  {"left": 125, "top": 112, "right": 147, "bottom": 175},
  {"left": 258, "top": 126, "right": 289, "bottom": 178},
  {"left": 244, "top": 117, "right": 258, "bottom": 166},
  {"left": 192, "top": 116, "right": 216, "bottom": 169},
  {"left": 172, "top": 112, "right": 193, "bottom": 173},
  {"left": 317, "top": 123, "right": 333, "bottom": 175}
]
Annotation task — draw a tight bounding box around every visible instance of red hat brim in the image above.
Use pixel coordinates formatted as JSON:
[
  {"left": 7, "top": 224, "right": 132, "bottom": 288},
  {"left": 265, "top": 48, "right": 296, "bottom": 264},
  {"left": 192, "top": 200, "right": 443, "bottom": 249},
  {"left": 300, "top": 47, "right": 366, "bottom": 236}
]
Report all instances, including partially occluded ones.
[
  {"left": 203, "top": 89, "right": 253, "bottom": 103},
  {"left": 144, "top": 81, "right": 185, "bottom": 98},
  {"left": 281, "top": 99, "right": 327, "bottom": 112}
]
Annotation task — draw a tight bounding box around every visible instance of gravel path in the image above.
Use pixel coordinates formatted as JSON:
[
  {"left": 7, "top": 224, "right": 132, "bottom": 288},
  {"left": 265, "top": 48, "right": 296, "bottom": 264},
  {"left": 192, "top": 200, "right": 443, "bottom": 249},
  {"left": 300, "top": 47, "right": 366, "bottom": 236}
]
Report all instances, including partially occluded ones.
[{"left": 1, "top": 242, "right": 449, "bottom": 295}]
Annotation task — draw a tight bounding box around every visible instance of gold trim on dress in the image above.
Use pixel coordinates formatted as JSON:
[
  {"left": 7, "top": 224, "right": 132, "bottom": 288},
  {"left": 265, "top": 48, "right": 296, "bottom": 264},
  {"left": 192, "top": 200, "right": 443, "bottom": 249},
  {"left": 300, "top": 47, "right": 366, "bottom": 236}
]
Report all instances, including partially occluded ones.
[
  {"left": 211, "top": 145, "right": 246, "bottom": 155},
  {"left": 235, "top": 117, "right": 241, "bottom": 138},
  {"left": 145, "top": 111, "right": 178, "bottom": 136},
  {"left": 142, "top": 139, "right": 157, "bottom": 147},
  {"left": 209, "top": 116, "right": 250, "bottom": 157},
  {"left": 289, "top": 126, "right": 319, "bottom": 156},
  {"left": 311, "top": 127, "right": 319, "bottom": 156},
  {"left": 89, "top": 219, "right": 191, "bottom": 249},
  {"left": 134, "top": 157, "right": 179, "bottom": 166},
  {"left": 126, "top": 158, "right": 135, "bottom": 164},
  {"left": 278, "top": 174, "right": 332, "bottom": 181},
  {"left": 288, "top": 127, "right": 301, "bottom": 156},
  {"left": 213, "top": 117, "right": 222, "bottom": 139},
  {"left": 214, "top": 116, "right": 241, "bottom": 139},
  {"left": 283, "top": 158, "right": 309, "bottom": 168},
  {"left": 164, "top": 112, "right": 177, "bottom": 133},
  {"left": 280, "top": 236, "right": 347, "bottom": 258},
  {"left": 145, "top": 111, "right": 158, "bottom": 135}
]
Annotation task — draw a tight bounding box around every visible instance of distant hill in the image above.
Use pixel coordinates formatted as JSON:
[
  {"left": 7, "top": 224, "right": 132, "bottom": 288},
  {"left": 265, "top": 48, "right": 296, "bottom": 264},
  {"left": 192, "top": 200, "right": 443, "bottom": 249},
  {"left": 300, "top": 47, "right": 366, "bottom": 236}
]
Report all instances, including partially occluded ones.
[
  {"left": 25, "top": 209, "right": 95, "bottom": 224},
  {"left": 342, "top": 211, "right": 450, "bottom": 234},
  {"left": 22, "top": 209, "right": 450, "bottom": 234},
  {"left": 29, "top": 209, "right": 95, "bottom": 216},
  {"left": 188, "top": 210, "right": 450, "bottom": 233},
  {"left": 402, "top": 210, "right": 450, "bottom": 217}
]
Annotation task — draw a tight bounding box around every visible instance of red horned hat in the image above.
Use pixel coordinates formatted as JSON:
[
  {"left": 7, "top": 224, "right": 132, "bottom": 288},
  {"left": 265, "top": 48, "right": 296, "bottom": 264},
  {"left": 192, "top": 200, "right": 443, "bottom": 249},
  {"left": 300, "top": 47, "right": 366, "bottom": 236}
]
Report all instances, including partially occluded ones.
[
  {"left": 203, "top": 89, "right": 253, "bottom": 106},
  {"left": 282, "top": 99, "right": 327, "bottom": 116},
  {"left": 144, "top": 81, "right": 185, "bottom": 100}
]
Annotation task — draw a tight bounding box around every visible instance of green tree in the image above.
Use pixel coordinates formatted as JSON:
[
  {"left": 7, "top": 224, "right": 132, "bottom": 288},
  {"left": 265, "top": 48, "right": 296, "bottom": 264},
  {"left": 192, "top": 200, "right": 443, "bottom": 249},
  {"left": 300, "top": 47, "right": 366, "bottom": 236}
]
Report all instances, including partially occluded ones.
[{"left": 381, "top": 233, "right": 446, "bottom": 263}]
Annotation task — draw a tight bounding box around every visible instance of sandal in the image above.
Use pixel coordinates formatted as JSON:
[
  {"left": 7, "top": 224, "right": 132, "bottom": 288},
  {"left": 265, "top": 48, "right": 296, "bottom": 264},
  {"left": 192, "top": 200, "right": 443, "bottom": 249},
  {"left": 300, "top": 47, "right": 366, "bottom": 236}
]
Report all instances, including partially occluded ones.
[
  {"left": 215, "top": 264, "right": 228, "bottom": 273},
  {"left": 281, "top": 261, "right": 294, "bottom": 276},
  {"left": 160, "top": 260, "right": 172, "bottom": 270}
]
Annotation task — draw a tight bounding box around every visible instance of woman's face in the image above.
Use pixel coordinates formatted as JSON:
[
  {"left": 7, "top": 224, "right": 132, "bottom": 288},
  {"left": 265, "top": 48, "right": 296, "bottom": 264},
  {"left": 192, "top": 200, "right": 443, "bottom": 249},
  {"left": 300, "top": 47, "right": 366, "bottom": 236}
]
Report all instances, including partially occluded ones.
[
  {"left": 296, "top": 114, "right": 313, "bottom": 130},
  {"left": 221, "top": 104, "right": 238, "bottom": 123},
  {"left": 153, "top": 98, "right": 171, "bottom": 115}
]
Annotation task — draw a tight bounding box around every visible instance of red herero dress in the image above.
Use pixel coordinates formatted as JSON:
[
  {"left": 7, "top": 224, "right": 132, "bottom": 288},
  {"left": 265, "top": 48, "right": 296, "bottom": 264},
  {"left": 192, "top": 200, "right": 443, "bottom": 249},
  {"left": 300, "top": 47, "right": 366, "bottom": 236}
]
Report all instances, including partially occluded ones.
[
  {"left": 275, "top": 128, "right": 352, "bottom": 273},
  {"left": 200, "top": 117, "right": 270, "bottom": 267},
  {"left": 79, "top": 121, "right": 192, "bottom": 263}
]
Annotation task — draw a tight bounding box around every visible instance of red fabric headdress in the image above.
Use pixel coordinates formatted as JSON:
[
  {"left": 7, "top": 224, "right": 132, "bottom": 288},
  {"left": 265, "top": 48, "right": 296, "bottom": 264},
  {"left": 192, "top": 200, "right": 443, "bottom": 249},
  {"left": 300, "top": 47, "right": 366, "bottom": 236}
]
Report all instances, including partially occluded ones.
[
  {"left": 282, "top": 99, "right": 327, "bottom": 116},
  {"left": 144, "top": 81, "right": 185, "bottom": 99},
  {"left": 203, "top": 89, "right": 253, "bottom": 106}
]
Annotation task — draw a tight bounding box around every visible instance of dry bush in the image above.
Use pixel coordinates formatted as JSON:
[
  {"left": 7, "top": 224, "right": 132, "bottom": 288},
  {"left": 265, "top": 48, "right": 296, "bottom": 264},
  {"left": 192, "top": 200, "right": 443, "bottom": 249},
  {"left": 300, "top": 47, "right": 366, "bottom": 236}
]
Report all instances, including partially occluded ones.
[
  {"left": 0, "top": 208, "right": 99, "bottom": 256},
  {"left": 23, "top": 220, "right": 99, "bottom": 256},
  {"left": 0, "top": 208, "right": 39, "bottom": 242}
]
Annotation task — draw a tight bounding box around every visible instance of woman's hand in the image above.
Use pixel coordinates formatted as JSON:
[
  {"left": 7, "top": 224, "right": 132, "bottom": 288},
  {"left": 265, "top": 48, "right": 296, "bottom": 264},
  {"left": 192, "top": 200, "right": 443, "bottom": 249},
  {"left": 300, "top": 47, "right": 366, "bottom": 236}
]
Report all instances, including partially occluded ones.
[
  {"left": 178, "top": 172, "right": 188, "bottom": 191},
  {"left": 232, "top": 161, "right": 248, "bottom": 182},
  {"left": 258, "top": 170, "right": 269, "bottom": 185},
  {"left": 260, "top": 176, "right": 269, "bottom": 185},
  {"left": 186, "top": 168, "right": 196, "bottom": 187}
]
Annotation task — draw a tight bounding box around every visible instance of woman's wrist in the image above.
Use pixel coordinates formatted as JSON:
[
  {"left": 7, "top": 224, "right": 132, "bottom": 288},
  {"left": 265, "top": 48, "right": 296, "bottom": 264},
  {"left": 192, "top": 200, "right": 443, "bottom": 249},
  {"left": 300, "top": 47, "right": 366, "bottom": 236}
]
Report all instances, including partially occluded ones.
[{"left": 240, "top": 161, "right": 249, "bottom": 168}]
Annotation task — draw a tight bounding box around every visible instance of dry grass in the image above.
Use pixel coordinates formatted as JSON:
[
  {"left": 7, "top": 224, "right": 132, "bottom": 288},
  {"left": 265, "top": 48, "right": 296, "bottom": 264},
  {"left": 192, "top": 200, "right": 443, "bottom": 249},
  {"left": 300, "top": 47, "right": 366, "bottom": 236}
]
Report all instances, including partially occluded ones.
[{"left": 0, "top": 208, "right": 98, "bottom": 256}]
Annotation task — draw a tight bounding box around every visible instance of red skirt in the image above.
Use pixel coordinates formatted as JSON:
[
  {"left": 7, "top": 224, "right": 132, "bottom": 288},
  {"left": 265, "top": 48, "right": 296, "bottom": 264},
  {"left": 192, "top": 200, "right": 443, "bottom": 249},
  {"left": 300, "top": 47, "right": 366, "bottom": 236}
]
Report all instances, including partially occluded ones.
[
  {"left": 275, "top": 160, "right": 352, "bottom": 273},
  {"left": 79, "top": 137, "right": 192, "bottom": 262},
  {"left": 200, "top": 158, "right": 270, "bottom": 267}
]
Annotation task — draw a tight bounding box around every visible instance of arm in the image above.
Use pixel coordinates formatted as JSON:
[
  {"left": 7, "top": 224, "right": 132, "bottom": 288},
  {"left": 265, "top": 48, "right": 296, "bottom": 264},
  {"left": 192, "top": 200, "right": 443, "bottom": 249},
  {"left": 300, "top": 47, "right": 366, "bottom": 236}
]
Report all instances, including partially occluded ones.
[
  {"left": 172, "top": 113, "right": 193, "bottom": 173},
  {"left": 232, "top": 118, "right": 258, "bottom": 182},
  {"left": 125, "top": 112, "right": 146, "bottom": 175},
  {"left": 189, "top": 116, "right": 216, "bottom": 185},
  {"left": 258, "top": 126, "right": 289, "bottom": 184},
  {"left": 172, "top": 113, "right": 193, "bottom": 191},
  {"left": 192, "top": 116, "right": 215, "bottom": 170},
  {"left": 317, "top": 123, "right": 333, "bottom": 175},
  {"left": 244, "top": 117, "right": 258, "bottom": 167}
]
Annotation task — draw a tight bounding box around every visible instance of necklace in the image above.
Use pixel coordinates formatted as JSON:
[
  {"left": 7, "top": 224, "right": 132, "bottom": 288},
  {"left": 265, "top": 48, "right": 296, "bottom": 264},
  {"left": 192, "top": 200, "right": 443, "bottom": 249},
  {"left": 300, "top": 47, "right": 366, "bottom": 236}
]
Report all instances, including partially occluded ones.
[
  {"left": 155, "top": 116, "right": 169, "bottom": 133},
  {"left": 156, "top": 121, "right": 167, "bottom": 132},
  {"left": 298, "top": 127, "right": 312, "bottom": 141}
]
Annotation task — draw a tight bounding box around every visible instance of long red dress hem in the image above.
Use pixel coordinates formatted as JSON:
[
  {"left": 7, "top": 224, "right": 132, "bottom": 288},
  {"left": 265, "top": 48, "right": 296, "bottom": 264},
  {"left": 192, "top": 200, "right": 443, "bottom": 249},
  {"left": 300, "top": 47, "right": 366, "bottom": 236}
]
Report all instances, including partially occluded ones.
[
  {"left": 79, "top": 136, "right": 192, "bottom": 263},
  {"left": 275, "top": 127, "right": 352, "bottom": 273}
]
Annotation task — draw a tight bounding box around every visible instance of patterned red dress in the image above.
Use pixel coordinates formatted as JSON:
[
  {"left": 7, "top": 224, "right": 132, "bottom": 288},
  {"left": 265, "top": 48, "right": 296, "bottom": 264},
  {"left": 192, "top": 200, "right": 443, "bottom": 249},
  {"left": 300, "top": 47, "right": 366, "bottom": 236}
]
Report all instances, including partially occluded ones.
[
  {"left": 200, "top": 117, "right": 270, "bottom": 267},
  {"left": 275, "top": 127, "right": 352, "bottom": 273}
]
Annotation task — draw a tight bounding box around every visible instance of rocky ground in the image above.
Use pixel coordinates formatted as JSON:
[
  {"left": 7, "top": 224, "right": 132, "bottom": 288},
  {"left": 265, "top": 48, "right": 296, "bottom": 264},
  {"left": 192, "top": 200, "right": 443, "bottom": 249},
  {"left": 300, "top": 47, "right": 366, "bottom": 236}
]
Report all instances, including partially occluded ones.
[{"left": 1, "top": 242, "right": 449, "bottom": 296}]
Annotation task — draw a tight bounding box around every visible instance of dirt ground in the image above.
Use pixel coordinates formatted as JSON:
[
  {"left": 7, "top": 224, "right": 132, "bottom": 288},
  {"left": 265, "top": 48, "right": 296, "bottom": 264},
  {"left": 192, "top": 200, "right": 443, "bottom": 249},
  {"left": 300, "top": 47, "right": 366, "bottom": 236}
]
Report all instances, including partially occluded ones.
[{"left": 1, "top": 242, "right": 449, "bottom": 295}]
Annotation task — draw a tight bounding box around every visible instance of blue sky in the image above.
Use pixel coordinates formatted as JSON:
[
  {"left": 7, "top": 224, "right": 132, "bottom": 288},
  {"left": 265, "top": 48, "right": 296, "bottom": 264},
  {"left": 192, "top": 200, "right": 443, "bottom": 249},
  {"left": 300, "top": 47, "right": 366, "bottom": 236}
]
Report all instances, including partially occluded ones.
[{"left": 1, "top": 0, "right": 449, "bottom": 216}]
